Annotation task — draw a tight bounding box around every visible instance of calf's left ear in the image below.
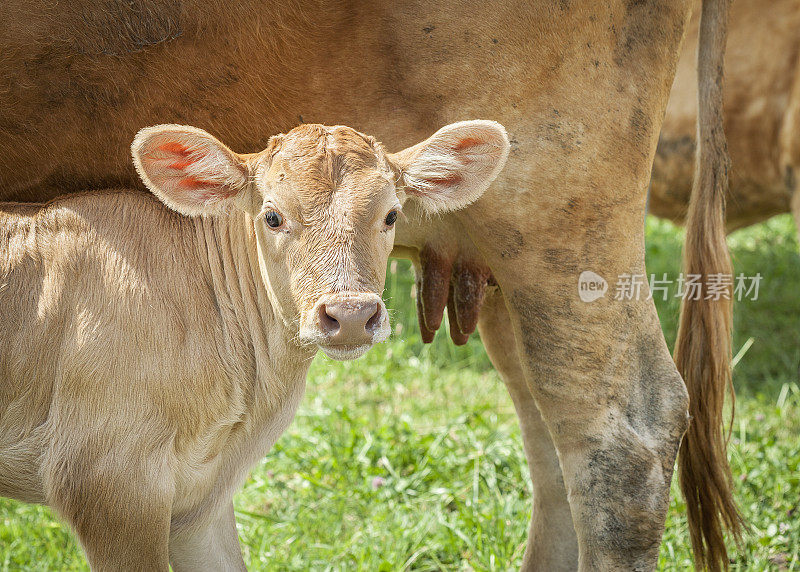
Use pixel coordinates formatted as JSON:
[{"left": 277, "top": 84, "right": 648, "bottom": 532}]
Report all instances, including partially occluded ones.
[
  {"left": 389, "top": 120, "right": 510, "bottom": 214},
  {"left": 132, "top": 124, "right": 249, "bottom": 217}
]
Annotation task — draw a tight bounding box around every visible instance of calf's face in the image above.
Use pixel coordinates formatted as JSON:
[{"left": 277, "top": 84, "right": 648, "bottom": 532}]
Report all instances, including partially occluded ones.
[{"left": 132, "top": 121, "right": 509, "bottom": 360}]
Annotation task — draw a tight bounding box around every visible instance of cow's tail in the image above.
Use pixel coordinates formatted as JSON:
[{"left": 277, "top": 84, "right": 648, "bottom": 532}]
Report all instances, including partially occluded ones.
[{"left": 674, "top": 0, "right": 745, "bottom": 570}]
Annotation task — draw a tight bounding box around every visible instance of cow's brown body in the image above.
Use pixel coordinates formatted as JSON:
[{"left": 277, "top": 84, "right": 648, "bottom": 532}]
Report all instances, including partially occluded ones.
[
  {"left": 653, "top": 0, "right": 800, "bottom": 231},
  {"left": 0, "top": 1, "right": 737, "bottom": 570}
]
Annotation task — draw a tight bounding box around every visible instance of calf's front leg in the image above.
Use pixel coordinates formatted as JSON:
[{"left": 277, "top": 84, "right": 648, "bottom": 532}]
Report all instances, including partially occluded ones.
[
  {"left": 169, "top": 502, "right": 246, "bottom": 572},
  {"left": 43, "top": 429, "right": 174, "bottom": 571}
]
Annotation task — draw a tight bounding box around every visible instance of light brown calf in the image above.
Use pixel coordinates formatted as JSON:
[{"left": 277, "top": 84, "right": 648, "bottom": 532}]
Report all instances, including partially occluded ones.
[{"left": 0, "top": 120, "right": 509, "bottom": 570}]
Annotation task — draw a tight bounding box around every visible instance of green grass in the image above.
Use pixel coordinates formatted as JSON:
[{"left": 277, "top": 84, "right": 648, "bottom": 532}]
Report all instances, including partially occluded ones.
[
  {"left": 2, "top": 215, "right": 799, "bottom": 571},
  {"left": 646, "top": 215, "right": 800, "bottom": 399}
]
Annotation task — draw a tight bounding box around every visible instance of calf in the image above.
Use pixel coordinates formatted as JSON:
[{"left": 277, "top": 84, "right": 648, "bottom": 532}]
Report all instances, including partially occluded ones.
[{"left": 0, "top": 120, "right": 509, "bottom": 571}]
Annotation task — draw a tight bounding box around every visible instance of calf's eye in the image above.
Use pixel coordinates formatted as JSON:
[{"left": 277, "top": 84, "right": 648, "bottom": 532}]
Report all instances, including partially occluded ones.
[
  {"left": 384, "top": 210, "right": 398, "bottom": 227},
  {"left": 265, "top": 210, "right": 283, "bottom": 229}
]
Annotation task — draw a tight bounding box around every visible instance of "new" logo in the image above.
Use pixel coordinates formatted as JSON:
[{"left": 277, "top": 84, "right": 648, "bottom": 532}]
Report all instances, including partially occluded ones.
[{"left": 578, "top": 271, "right": 608, "bottom": 302}]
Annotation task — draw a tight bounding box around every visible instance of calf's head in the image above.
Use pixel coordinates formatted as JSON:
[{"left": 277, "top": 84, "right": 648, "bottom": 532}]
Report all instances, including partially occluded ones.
[{"left": 132, "top": 121, "right": 509, "bottom": 360}]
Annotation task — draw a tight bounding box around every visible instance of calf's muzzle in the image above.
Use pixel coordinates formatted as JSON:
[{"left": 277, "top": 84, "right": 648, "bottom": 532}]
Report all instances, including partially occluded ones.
[{"left": 309, "top": 292, "right": 389, "bottom": 359}]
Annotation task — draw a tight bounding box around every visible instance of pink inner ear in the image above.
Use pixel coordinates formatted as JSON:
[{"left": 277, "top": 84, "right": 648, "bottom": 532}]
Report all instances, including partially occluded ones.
[
  {"left": 178, "top": 176, "right": 215, "bottom": 190},
  {"left": 168, "top": 157, "right": 197, "bottom": 170},
  {"left": 178, "top": 175, "right": 237, "bottom": 202},
  {"left": 453, "top": 137, "right": 484, "bottom": 151},
  {"left": 157, "top": 142, "right": 197, "bottom": 170},
  {"left": 159, "top": 142, "right": 191, "bottom": 157},
  {"left": 153, "top": 141, "right": 222, "bottom": 196},
  {"left": 424, "top": 173, "right": 462, "bottom": 187}
]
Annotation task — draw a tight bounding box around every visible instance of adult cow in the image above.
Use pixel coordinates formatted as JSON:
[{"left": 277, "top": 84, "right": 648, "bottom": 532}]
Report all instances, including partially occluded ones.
[
  {"left": 0, "top": 1, "right": 739, "bottom": 570},
  {"left": 652, "top": 0, "right": 800, "bottom": 233}
]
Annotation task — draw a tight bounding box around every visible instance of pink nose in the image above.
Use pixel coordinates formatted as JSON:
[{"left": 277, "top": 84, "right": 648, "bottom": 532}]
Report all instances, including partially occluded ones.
[{"left": 316, "top": 294, "right": 385, "bottom": 346}]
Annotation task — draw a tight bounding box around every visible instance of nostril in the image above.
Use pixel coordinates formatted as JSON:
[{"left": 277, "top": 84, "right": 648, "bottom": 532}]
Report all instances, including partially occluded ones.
[
  {"left": 365, "top": 303, "right": 382, "bottom": 333},
  {"left": 318, "top": 304, "right": 340, "bottom": 335}
]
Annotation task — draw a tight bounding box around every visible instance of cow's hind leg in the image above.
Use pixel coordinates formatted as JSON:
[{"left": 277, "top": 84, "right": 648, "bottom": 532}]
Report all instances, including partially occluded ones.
[
  {"left": 478, "top": 289, "right": 578, "bottom": 571},
  {"left": 458, "top": 182, "right": 688, "bottom": 566},
  {"left": 497, "top": 281, "right": 688, "bottom": 570},
  {"left": 169, "top": 502, "right": 246, "bottom": 572}
]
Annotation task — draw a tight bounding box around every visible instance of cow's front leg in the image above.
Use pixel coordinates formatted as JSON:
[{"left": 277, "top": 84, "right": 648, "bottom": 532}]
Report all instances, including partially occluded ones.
[
  {"left": 169, "top": 502, "right": 246, "bottom": 572},
  {"left": 478, "top": 289, "right": 578, "bottom": 571},
  {"left": 401, "top": 220, "right": 686, "bottom": 568},
  {"left": 407, "top": 230, "right": 689, "bottom": 569}
]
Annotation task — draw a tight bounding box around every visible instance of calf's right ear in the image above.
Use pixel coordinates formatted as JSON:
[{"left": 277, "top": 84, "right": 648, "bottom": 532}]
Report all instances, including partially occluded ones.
[{"left": 132, "top": 124, "right": 249, "bottom": 217}]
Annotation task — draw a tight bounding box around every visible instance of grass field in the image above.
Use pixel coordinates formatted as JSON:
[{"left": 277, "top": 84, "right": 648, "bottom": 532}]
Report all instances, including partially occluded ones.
[{"left": 2, "top": 215, "right": 799, "bottom": 571}]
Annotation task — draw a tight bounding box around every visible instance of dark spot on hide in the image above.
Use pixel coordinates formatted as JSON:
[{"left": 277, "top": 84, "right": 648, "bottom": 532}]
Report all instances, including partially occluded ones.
[
  {"left": 628, "top": 106, "right": 652, "bottom": 151},
  {"left": 623, "top": 332, "right": 689, "bottom": 484},
  {"left": 507, "top": 288, "right": 567, "bottom": 385},
  {"left": 543, "top": 248, "right": 579, "bottom": 274},
  {"left": 494, "top": 227, "right": 524, "bottom": 259},
  {"left": 536, "top": 121, "right": 581, "bottom": 152},
  {"left": 577, "top": 435, "right": 669, "bottom": 567},
  {"left": 562, "top": 197, "right": 579, "bottom": 215},
  {"left": 68, "top": 0, "right": 183, "bottom": 56},
  {"left": 612, "top": 1, "right": 684, "bottom": 70}
]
